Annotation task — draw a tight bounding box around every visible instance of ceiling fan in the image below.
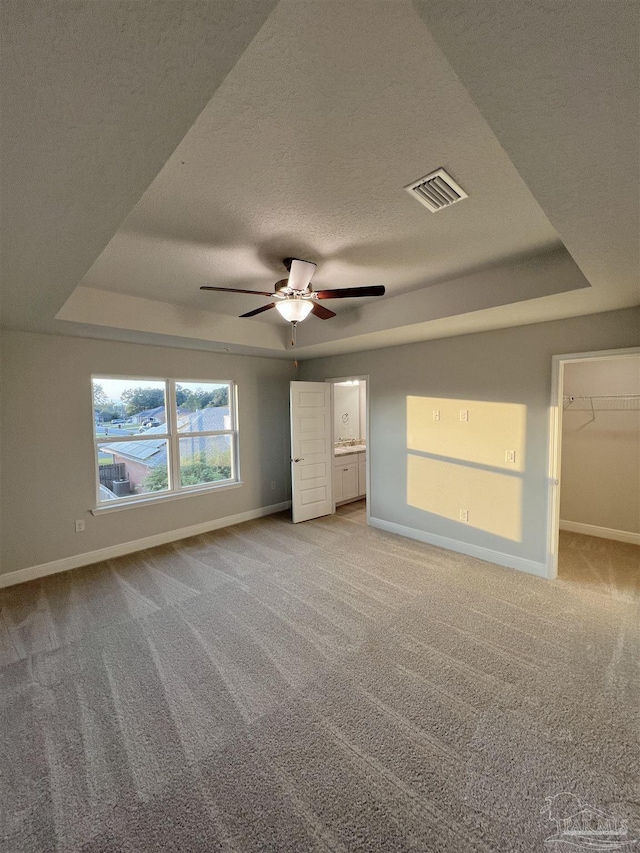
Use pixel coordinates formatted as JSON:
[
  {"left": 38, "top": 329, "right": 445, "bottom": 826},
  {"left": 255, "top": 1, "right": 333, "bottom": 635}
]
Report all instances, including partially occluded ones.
[{"left": 200, "top": 258, "right": 385, "bottom": 345}]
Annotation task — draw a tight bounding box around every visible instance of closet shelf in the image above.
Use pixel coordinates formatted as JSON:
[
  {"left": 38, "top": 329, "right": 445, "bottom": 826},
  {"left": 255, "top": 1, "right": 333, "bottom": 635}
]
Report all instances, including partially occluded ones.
[{"left": 563, "top": 394, "right": 640, "bottom": 412}]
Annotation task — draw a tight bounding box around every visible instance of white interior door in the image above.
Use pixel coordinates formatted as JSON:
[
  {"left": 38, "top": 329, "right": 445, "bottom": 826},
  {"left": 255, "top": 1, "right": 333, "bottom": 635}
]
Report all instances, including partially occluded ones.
[{"left": 290, "top": 381, "right": 333, "bottom": 523}]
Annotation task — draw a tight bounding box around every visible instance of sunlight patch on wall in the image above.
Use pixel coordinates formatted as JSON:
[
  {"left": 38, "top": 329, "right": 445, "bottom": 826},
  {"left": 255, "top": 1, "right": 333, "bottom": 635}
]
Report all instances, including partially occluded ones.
[
  {"left": 407, "top": 397, "right": 526, "bottom": 472},
  {"left": 407, "top": 454, "right": 523, "bottom": 541},
  {"left": 406, "top": 397, "right": 527, "bottom": 542}
]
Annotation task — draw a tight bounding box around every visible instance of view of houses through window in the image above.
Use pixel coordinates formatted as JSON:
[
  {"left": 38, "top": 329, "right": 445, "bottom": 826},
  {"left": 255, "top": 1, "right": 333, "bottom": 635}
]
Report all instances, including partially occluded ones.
[{"left": 92, "top": 377, "right": 237, "bottom": 503}]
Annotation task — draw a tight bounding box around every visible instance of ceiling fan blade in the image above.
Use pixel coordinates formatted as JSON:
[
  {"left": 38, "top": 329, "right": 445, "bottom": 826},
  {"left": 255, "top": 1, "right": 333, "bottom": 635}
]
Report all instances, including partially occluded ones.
[
  {"left": 200, "top": 286, "right": 275, "bottom": 297},
  {"left": 310, "top": 302, "right": 336, "bottom": 320},
  {"left": 239, "top": 302, "right": 276, "bottom": 318},
  {"left": 314, "top": 285, "right": 386, "bottom": 300}
]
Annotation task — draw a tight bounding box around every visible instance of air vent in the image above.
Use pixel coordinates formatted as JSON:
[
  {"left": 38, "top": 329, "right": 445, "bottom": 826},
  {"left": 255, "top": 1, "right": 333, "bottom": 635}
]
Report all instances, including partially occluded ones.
[{"left": 405, "top": 168, "right": 468, "bottom": 213}]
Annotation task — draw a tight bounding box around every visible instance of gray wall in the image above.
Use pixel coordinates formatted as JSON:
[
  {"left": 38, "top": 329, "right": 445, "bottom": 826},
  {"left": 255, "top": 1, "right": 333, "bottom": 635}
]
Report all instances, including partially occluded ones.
[
  {"left": 561, "top": 355, "right": 640, "bottom": 533},
  {"left": 300, "top": 308, "right": 639, "bottom": 568},
  {"left": 2, "top": 309, "right": 638, "bottom": 577},
  {"left": 0, "top": 331, "right": 294, "bottom": 574}
]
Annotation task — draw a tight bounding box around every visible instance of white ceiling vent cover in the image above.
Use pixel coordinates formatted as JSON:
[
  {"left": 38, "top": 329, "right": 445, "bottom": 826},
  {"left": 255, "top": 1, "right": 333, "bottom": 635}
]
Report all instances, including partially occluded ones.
[{"left": 405, "top": 168, "right": 468, "bottom": 213}]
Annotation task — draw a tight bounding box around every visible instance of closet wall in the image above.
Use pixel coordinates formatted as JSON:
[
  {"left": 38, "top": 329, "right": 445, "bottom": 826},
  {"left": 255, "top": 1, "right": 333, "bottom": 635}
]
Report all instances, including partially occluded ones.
[{"left": 561, "top": 355, "right": 640, "bottom": 536}]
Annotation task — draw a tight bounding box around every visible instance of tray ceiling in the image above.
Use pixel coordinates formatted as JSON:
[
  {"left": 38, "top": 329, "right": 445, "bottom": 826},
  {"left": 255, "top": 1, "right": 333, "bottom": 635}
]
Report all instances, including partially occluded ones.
[{"left": 3, "top": 0, "right": 637, "bottom": 358}]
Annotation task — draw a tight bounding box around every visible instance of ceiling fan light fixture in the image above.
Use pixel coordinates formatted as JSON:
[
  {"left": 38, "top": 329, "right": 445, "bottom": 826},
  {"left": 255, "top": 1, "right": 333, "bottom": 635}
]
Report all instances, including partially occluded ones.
[{"left": 275, "top": 299, "right": 314, "bottom": 322}]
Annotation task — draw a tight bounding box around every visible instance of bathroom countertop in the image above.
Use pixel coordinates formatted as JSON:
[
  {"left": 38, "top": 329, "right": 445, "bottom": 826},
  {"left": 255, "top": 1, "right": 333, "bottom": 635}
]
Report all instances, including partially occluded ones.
[{"left": 334, "top": 445, "right": 366, "bottom": 456}]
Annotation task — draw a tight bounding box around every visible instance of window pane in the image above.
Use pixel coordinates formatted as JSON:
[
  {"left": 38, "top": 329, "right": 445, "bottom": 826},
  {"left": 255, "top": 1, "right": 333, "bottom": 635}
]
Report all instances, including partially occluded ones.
[
  {"left": 176, "top": 382, "right": 231, "bottom": 433},
  {"left": 93, "top": 377, "right": 166, "bottom": 438},
  {"left": 97, "top": 439, "right": 170, "bottom": 500},
  {"left": 179, "top": 435, "right": 233, "bottom": 487}
]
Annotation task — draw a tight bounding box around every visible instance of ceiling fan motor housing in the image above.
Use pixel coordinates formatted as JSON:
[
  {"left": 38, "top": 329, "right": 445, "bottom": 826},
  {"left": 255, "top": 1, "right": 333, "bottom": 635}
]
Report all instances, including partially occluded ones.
[{"left": 286, "top": 258, "right": 317, "bottom": 291}]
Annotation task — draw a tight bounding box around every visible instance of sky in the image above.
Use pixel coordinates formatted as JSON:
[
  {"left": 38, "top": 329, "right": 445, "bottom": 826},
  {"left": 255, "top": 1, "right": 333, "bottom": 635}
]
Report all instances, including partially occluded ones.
[
  {"left": 93, "top": 377, "right": 164, "bottom": 402},
  {"left": 92, "top": 377, "right": 225, "bottom": 403}
]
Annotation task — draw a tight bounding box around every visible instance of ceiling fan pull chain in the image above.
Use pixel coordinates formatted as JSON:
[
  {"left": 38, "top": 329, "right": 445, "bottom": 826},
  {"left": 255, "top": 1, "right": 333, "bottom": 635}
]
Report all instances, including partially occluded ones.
[{"left": 291, "top": 321, "right": 297, "bottom": 347}]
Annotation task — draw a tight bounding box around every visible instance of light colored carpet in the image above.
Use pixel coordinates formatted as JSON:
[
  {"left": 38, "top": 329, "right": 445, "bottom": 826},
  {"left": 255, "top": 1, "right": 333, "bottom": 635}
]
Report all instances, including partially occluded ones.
[{"left": 1, "top": 503, "right": 638, "bottom": 852}]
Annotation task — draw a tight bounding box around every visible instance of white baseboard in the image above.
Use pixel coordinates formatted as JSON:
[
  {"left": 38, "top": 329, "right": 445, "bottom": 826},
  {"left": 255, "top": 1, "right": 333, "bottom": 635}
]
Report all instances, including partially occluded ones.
[
  {"left": 559, "top": 519, "right": 640, "bottom": 545},
  {"left": 0, "top": 501, "right": 292, "bottom": 589},
  {"left": 369, "top": 517, "right": 549, "bottom": 579}
]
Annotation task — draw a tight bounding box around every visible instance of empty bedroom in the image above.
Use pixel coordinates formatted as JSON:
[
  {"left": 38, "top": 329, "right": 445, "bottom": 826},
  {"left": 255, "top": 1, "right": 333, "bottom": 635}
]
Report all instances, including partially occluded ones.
[{"left": 1, "top": 1, "right": 638, "bottom": 851}]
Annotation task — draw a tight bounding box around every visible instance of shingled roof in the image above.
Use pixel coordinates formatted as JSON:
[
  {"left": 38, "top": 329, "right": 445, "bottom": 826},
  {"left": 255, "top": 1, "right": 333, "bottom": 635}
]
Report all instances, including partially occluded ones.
[{"left": 101, "top": 407, "right": 231, "bottom": 468}]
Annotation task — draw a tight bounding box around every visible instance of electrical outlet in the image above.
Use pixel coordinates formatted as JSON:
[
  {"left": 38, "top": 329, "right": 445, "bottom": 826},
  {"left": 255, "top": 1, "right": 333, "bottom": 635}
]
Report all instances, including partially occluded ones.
[
  {"left": 75, "top": 519, "right": 85, "bottom": 533},
  {"left": 459, "top": 509, "right": 469, "bottom": 522},
  {"left": 505, "top": 449, "right": 516, "bottom": 464},
  {"left": 270, "top": 481, "right": 276, "bottom": 490},
  {"left": 460, "top": 409, "right": 469, "bottom": 422},
  {"left": 433, "top": 410, "right": 440, "bottom": 421}
]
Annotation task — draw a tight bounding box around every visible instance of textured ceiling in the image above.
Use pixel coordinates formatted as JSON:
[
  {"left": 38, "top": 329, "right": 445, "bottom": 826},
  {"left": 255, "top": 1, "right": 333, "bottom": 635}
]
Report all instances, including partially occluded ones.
[
  {"left": 2, "top": 0, "right": 638, "bottom": 358},
  {"left": 78, "top": 0, "right": 559, "bottom": 324},
  {"left": 0, "top": 0, "right": 278, "bottom": 331},
  {"left": 413, "top": 0, "right": 640, "bottom": 307}
]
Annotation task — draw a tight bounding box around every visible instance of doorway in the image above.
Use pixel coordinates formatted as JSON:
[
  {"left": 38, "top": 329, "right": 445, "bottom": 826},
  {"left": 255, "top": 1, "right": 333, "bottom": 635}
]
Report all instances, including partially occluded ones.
[
  {"left": 547, "top": 348, "right": 640, "bottom": 583},
  {"left": 328, "top": 376, "right": 369, "bottom": 523}
]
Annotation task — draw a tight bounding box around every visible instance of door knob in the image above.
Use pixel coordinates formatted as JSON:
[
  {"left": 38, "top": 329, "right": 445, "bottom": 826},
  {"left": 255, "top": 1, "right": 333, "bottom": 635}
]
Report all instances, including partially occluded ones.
[{"left": 292, "top": 458, "right": 305, "bottom": 463}]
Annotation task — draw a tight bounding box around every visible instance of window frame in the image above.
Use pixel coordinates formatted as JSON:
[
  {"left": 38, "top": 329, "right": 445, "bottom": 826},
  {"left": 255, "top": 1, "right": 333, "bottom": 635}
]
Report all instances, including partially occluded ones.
[{"left": 91, "top": 375, "right": 240, "bottom": 509}]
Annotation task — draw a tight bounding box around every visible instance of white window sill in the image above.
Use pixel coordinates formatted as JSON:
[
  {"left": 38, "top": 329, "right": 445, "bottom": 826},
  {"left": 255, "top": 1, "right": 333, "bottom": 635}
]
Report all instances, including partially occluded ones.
[{"left": 91, "top": 481, "right": 244, "bottom": 515}]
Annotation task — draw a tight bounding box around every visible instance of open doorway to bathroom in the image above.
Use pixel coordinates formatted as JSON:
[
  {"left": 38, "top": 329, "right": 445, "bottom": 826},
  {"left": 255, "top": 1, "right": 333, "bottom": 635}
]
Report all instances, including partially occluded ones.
[{"left": 329, "top": 377, "right": 368, "bottom": 524}]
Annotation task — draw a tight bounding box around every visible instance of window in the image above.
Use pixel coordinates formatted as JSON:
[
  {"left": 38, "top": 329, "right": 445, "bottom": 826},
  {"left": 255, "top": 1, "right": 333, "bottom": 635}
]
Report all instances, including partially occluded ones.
[{"left": 92, "top": 377, "right": 238, "bottom": 505}]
